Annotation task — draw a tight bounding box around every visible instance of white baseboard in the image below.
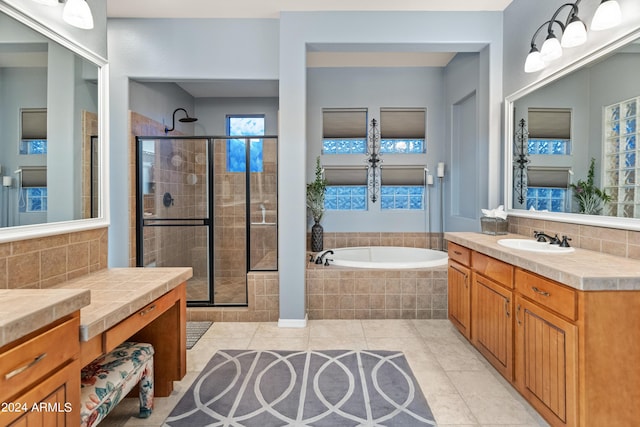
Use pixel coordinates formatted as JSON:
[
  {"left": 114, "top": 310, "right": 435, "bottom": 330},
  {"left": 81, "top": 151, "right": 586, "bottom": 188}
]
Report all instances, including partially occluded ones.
[{"left": 278, "top": 314, "right": 308, "bottom": 328}]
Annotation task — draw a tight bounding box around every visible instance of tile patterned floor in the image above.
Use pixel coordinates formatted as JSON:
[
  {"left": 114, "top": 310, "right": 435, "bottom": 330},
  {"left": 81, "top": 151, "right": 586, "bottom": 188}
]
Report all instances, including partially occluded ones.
[{"left": 96, "top": 319, "right": 550, "bottom": 427}]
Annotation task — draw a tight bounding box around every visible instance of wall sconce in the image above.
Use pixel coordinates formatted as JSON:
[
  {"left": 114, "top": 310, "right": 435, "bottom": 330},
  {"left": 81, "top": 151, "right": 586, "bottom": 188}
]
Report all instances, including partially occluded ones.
[
  {"left": 366, "top": 118, "right": 382, "bottom": 203},
  {"left": 524, "top": 0, "right": 622, "bottom": 73},
  {"left": 513, "top": 119, "right": 530, "bottom": 204},
  {"left": 30, "top": 0, "right": 94, "bottom": 30}
]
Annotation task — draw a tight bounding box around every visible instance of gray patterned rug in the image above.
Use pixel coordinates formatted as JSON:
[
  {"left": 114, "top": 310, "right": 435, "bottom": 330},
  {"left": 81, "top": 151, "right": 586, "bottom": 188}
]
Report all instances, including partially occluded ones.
[
  {"left": 164, "top": 349, "right": 436, "bottom": 426},
  {"left": 186, "top": 321, "right": 213, "bottom": 350}
]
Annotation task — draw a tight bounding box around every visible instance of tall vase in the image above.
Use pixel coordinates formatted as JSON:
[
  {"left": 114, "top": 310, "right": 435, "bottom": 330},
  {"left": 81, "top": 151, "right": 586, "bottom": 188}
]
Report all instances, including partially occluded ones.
[{"left": 311, "top": 220, "right": 323, "bottom": 252}]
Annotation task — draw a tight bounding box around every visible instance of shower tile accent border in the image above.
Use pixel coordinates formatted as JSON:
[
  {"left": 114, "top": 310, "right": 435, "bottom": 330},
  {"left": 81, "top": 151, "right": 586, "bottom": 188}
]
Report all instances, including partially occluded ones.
[
  {"left": 0, "top": 227, "right": 108, "bottom": 289},
  {"left": 508, "top": 216, "right": 640, "bottom": 259},
  {"left": 308, "top": 231, "right": 444, "bottom": 251}
]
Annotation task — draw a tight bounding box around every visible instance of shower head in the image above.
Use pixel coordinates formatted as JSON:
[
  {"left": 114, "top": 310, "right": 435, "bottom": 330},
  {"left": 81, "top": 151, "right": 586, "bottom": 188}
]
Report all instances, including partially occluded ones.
[{"left": 164, "top": 108, "right": 198, "bottom": 134}]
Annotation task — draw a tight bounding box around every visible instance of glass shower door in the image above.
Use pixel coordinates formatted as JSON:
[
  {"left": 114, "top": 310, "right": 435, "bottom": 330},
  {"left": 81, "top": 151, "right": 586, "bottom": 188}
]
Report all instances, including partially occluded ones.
[{"left": 136, "top": 137, "right": 212, "bottom": 304}]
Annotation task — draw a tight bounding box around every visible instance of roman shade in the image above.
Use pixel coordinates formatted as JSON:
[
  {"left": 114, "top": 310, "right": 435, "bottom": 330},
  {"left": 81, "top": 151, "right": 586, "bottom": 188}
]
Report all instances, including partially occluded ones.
[
  {"left": 322, "top": 108, "right": 367, "bottom": 139},
  {"left": 527, "top": 166, "right": 571, "bottom": 188},
  {"left": 21, "top": 108, "right": 47, "bottom": 140},
  {"left": 380, "top": 108, "right": 426, "bottom": 139},
  {"left": 323, "top": 166, "right": 368, "bottom": 186},
  {"left": 528, "top": 108, "right": 571, "bottom": 139},
  {"left": 21, "top": 166, "right": 47, "bottom": 188},
  {"left": 380, "top": 166, "right": 425, "bottom": 186}
]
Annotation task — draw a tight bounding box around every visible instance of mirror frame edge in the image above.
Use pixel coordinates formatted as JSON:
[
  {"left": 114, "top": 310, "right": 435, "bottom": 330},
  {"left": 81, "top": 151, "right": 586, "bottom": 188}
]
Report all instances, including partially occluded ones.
[
  {"left": 0, "top": 3, "right": 110, "bottom": 243},
  {"left": 504, "top": 27, "right": 640, "bottom": 232}
]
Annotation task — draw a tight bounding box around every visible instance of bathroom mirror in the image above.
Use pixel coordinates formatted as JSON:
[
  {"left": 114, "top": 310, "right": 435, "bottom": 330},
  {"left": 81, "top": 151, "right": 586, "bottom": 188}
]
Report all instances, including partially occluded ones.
[
  {"left": 0, "top": 5, "right": 108, "bottom": 242},
  {"left": 505, "top": 29, "right": 640, "bottom": 230}
]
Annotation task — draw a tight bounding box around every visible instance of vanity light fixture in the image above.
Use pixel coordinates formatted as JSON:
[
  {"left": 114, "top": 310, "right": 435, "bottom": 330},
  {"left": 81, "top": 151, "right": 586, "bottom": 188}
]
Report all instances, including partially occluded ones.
[
  {"left": 524, "top": 0, "right": 622, "bottom": 73},
  {"left": 31, "top": 0, "right": 60, "bottom": 6},
  {"left": 62, "top": 0, "right": 94, "bottom": 30}
]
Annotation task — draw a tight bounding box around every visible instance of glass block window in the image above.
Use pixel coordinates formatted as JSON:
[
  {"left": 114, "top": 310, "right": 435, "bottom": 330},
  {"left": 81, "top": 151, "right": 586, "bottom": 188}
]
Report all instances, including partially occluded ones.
[
  {"left": 19, "top": 140, "right": 47, "bottom": 155},
  {"left": 226, "top": 116, "right": 264, "bottom": 172},
  {"left": 324, "top": 186, "right": 367, "bottom": 211},
  {"left": 19, "top": 187, "right": 47, "bottom": 213},
  {"left": 380, "top": 186, "right": 424, "bottom": 210},
  {"left": 322, "top": 139, "right": 366, "bottom": 154},
  {"left": 603, "top": 96, "right": 640, "bottom": 217},
  {"left": 379, "top": 139, "right": 425, "bottom": 154},
  {"left": 526, "top": 187, "right": 567, "bottom": 212},
  {"left": 527, "top": 139, "right": 571, "bottom": 155}
]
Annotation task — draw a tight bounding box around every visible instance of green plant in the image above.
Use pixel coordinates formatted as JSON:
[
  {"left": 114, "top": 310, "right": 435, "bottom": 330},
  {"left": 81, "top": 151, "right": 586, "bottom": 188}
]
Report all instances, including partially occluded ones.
[
  {"left": 306, "top": 157, "right": 327, "bottom": 223},
  {"left": 569, "top": 157, "right": 611, "bottom": 214}
]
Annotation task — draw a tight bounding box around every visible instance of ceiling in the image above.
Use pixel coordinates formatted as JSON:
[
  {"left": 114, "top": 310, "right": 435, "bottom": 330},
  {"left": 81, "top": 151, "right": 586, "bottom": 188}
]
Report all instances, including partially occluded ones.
[
  {"left": 111, "top": 0, "right": 513, "bottom": 98},
  {"left": 107, "top": 0, "right": 514, "bottom": 19}
]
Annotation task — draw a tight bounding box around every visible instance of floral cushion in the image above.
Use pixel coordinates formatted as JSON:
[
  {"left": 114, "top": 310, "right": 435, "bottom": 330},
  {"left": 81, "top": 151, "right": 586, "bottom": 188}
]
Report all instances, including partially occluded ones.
[{"left": 80, "top": 342, "right": 154, "bottom": 427}]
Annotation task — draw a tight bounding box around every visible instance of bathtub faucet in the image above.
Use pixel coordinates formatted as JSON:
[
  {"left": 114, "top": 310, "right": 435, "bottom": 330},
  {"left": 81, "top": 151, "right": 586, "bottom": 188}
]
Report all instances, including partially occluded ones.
[{"left": 315, "top": 250, "right": 334, "bottom": 265}]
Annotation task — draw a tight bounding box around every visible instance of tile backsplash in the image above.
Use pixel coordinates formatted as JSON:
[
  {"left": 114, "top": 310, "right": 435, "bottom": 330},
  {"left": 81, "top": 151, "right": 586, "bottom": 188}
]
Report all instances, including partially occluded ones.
[
  {"left": 0, "top": 227, "right": 108, "bottom": 289},
  {"left": 508, "top": 216, "right": 640, "bottom": 259}
]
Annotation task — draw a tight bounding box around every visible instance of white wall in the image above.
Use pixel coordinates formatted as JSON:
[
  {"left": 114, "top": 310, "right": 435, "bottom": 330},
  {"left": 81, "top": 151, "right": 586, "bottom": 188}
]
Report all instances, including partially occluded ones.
[
  {"left": 195, "top": 97, "right": 279, "bottom": 136},
  {"left": 129, "top": 81, "right": 196, "bottom": 135}
]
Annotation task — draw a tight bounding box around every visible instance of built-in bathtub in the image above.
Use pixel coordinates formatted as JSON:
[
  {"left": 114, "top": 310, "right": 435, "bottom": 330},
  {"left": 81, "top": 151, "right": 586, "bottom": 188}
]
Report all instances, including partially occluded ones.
[
  {"left": 307, "top": 246, "right": 448, "bottom": 320},
  {"left": 327, "top": 246, "right": 448, "bottom": 269}
]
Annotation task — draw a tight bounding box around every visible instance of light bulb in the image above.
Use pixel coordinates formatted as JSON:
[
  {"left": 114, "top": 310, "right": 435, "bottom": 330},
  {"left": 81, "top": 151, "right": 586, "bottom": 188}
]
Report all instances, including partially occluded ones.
[
  {"left": 62, "top": 0, "right": 94, "bottom": 30},
  {"left": 561, "top": 16, "right": 587, "bottom": 48},
  {"left": 591, "top": 0, "right": 622, "bottom": 31},
  {"left": 524, "top": 47, "right": 545, "bottom": 73},
  {"left": 540, "top": 33, "right": 563, "bottom": 62}
]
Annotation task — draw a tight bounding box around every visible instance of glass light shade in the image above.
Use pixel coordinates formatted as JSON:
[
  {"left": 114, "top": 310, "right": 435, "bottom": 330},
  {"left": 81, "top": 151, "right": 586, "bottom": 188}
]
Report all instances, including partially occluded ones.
[
  {"left": 31, "top": 0, "right": 59, "bottom": 5},
  {"left": 591, "top": 0, "right": 622, "bottom": 31},
  {"left": 524, "top": 48, "right": 545, "bottom": 73},
  {"left": 540, "top": 34, "right": 563, "bottom": 62},
  {"left": 62, "top": 0, "right": 94, "bottom": 30},
  {"left": 561, "top": 17, "right": 587, "bottom": 48}
]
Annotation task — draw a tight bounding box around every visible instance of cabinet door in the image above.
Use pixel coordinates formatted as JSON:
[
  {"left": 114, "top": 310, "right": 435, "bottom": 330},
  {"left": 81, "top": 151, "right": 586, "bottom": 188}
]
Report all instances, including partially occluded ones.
[
  {"left": 472, "top": 274, "right": 513, "bottom": 381},
  {"left": 515, "top": 296, "right": 578, "bottom": 427},
  {"left": 448, "top": 260, "right": 471, "bottom": 339}
]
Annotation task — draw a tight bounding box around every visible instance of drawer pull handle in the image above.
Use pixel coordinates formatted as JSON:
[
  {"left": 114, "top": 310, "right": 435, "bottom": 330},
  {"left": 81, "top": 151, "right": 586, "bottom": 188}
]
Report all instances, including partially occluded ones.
[
  {"left": 139, "top": 304, "right": 157, "bottom": 316},
  {"left": 454, "top": 250, "right": 463, "bottom": 256},
  {"left": 5, "top": 353, "right": 47, "bottom": 380},
  {"left": 504, "top": 298, "right": 510, "bottom": 318},
  {"left": 532, "top": 286, "right": 551, "bottom": 297},
  {"left": 516, "top": 304, "right": 522, "bottom": 325}
]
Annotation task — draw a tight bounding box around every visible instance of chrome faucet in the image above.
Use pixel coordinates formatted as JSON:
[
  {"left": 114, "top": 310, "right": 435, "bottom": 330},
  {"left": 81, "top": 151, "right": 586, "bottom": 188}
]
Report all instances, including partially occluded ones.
[
  {"left": 315, "top": 250, "right": 334, "bottom": 265},
  {"left": 533, "top": 231, "right": 561, "bottom": 245}
]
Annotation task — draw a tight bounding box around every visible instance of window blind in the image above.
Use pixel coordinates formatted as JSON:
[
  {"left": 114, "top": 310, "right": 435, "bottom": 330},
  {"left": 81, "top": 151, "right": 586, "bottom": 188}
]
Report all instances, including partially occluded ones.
[
  {"left": 21, "top": 166, "right": 47, "bottom": 188},
  {"left": 21, "top": 108, "right": 47, "bottom": 140},
  {"left": 380, "top": 108, "right": 426, "bottom": 139},
  {"left": 380, "top": 166, "right": 425, "bottom": 186},
  {"left": 527, "top": 166, "right": 571, "bottom": 188},
  {"left": 528, "top": 108, "right": 571, "bottom": 139},
  {"left": 322, "top": 108, "right": 367, "bottom": 139},
  {"left": 323, "top": 166, "right": 368, "bottom": 186}
]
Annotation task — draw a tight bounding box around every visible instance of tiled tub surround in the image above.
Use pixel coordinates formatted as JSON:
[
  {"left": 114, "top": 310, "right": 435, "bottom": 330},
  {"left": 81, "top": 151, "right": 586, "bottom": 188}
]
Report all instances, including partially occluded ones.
[
  {"left": 446, "top": 231, "right": 640, "bottom": 290},
  {"left": 508, "top": 215, "right": 640, "bottom": 260},
  {"left": 311, "top": 231, "right": 444, "bottom": 251},
  {"left": 0, "top": 227, "right": 108, "bottom": 289},
  {"left": 306, "top": 263, "right": 448, "bottom": 320}
]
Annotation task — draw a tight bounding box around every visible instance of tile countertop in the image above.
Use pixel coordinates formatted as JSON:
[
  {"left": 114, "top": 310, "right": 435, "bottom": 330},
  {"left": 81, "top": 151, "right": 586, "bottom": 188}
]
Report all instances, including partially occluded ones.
[
  {"left": 445, "top": 232, "right": 640, "bottom": 291},
  {"left": 0, "top": 288, "right": 91, "bottom": 348},
  {"left": 52, "top": 267, "right": 193, "bottom": 341}
]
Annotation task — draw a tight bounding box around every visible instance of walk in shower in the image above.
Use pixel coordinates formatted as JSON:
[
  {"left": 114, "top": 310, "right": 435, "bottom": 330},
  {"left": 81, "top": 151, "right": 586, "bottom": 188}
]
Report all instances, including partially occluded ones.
[{"left": 135, "top": 136, "right": 278, "bottom": 306}]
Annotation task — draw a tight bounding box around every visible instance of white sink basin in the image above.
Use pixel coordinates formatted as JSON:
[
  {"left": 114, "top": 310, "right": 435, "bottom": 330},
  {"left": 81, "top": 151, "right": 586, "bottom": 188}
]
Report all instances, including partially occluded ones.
[{"left": 497, "top": 239, "right": 575, "bottom": 253}]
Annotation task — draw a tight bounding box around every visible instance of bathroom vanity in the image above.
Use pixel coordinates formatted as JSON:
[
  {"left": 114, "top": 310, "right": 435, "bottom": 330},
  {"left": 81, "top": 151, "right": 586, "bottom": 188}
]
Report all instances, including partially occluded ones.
[{"left": 446, "top": 232, "right": 640, "bottom": 427}]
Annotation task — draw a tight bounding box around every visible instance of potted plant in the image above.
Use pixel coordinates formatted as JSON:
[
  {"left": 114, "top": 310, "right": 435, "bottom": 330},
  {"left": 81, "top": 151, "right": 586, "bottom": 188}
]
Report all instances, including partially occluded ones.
[
  {"left": 307, "top": 157, "right": 326, "bottom": 252},
  {"left": 569, "top": 157, "right": 611, "bottom": 215}
]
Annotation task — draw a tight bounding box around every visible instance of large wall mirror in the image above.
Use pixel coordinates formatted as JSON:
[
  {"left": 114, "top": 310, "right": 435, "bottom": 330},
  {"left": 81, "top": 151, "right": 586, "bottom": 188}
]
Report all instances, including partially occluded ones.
[
  {"left": 0, "top": 4, "right": 108, "bottom": 242},
  {"left": 505, "top": 29, "right": 640, "bottom": 231}
]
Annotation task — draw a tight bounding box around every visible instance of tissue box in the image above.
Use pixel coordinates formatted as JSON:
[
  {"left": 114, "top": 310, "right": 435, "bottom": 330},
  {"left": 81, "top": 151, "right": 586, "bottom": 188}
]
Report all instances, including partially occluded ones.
[{"left": 480, "top": 217, "right": 508, "bottom": 235}]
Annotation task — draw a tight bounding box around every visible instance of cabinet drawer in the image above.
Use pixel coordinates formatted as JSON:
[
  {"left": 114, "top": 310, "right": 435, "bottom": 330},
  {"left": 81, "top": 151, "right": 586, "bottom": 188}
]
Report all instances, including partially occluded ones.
[
  {"left": 448, "top": 243, "right": 471, "bottom": 266},
  {"left": 515, "top": 269, "right": 577, "bottom": 320},
  {"left": 0, "top": 316, "right": 79, "bottom": 402},
  {"left": 104, "top": 290, "right": 176, "bottom": 353},
  {"left": 472, "top": 251, "right": 514, "bottom": 288}
]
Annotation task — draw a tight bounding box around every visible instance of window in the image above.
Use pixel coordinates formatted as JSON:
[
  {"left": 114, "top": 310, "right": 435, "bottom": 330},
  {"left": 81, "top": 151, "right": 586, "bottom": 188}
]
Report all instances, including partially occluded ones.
[
  {"left": 527, "top": 108, "right": 571, "bottom": 155},
  {"left": 526, "top": 188, "right": 567, "bottom": 212},
  {"left": 226, "top": 115, "right": 265, "bottom": 172},
  {"left": 380, "top": 108, "right": 426, "bottom": 154},
  {"left": 19, "top": 108, "right": 47, "bottom": 155},
  {"left": 325, "top": 186, "right": 367, "bottom": 210},
  {"left": 19, "top": 188, "right": 47, "bottom": 213},
  {"left": 322, "top": 108, "right": 367, "bottom": 154},
  {"left": 380, "top": 167, "right": 426, "bottom": 210},
  {"left": 603, "top": 97, "right": 639, "bottom": 217},
  {"left": 526, "top": 166, "right": 571, "bottom": 212}
]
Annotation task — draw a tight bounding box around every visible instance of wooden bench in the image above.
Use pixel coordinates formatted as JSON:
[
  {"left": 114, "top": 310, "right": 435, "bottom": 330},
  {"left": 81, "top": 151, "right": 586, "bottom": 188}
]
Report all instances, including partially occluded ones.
[{"left": 80, "top": 342, "right": 154, "bottom": 427}]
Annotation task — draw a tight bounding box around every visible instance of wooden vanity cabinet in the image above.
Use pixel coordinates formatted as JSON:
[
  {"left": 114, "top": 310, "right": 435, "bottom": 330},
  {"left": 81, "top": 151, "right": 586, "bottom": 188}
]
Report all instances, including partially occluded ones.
[
  {"left": 471, "top": 252, "right": 514, "bottom": 381},
  {"left": 448, "top": 243, "right": 472, "bottom": 339},
  {"left": 0, "top": 313, "right": 81, "bottom": 427}
]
